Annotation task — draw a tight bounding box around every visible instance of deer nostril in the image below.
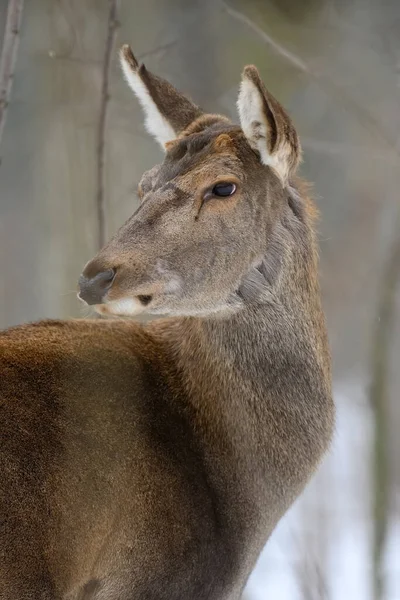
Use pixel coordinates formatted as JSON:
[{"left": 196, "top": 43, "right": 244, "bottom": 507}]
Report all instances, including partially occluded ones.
[
  {"left": 97, "top": 268, "right": 116, "bottom": 287},
  {"left": 78, "top": 268, "right": 116, "bottom": 305}
]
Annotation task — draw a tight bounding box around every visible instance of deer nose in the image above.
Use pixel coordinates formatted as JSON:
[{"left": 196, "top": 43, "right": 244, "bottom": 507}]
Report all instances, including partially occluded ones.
[{"left": 78, "top": 268, "right": 116, "bottom": 305}]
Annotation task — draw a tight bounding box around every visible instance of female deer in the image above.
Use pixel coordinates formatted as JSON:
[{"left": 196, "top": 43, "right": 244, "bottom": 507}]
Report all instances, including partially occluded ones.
[{"left": 0, "top": 46, "right": 334, "bottom": 600}]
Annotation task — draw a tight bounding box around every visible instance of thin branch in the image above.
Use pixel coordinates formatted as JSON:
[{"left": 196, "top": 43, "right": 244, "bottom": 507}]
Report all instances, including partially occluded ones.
[
  {"left": 137, "top": 40, "right": 178, "bottom": 62},
  {"left": 96, "top": 0, "right": 119, "bottom": 249},
  {"left": 221, "top": 1, "right": 309, "bottom": 73},
  {"left": 0, "top": 0, "right": 24, "bottom": 158},
  {"left": 221, "top": 0, "right": 400, "bottom": 157}
]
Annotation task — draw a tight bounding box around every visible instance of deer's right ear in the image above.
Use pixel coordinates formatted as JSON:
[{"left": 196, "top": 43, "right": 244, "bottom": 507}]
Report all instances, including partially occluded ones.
[
  {"left": 237, "top": 66, "right": 301, "bottom": 185},
  {"left": 119, "top": 45, "right": 203, "bottom": 149}
]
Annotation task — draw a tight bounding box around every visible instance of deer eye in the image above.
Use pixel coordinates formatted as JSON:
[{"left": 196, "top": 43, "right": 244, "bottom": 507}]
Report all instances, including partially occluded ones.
[{"left": 212, "top": 182, "right": 236, "bottom": 197}]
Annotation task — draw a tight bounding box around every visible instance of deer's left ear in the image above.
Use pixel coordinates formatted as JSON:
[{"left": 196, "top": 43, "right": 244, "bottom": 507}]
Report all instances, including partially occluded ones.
[
  {"left": 120, "top": 45, "right": 203, "bottom": 149},
  {"left": 237, "top": 66, "right": 301, "bottom": 185}
]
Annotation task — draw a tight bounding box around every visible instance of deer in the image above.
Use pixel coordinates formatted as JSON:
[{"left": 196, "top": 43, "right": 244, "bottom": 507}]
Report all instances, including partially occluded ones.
[{"left": 0, "top": 45, "right": 334, "bottom": 600}]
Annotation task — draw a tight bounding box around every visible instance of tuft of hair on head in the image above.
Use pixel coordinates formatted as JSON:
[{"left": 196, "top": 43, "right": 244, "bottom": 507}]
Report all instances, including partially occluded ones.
[{"left": 213, "top": 133, "right": 236, "bottom": 153}]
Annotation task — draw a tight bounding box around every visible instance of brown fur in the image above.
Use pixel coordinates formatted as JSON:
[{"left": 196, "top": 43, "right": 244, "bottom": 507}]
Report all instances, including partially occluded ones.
[{"left": 0, "top": 48, "right": 334, "bottom": 599}]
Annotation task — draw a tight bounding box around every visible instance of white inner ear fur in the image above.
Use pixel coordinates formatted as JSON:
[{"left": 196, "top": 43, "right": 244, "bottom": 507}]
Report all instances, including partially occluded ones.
[
  {"left": 237, "top": 77, "right": 290, "bottom": 184},
  {"left": 120, "top": 55, "right": 176, "bottom": 148}
]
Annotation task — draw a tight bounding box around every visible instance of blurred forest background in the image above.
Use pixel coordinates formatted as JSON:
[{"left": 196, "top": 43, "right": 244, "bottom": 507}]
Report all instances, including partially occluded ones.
[{"left": 0, "top": 0, "right": 399, "bottom": 598}]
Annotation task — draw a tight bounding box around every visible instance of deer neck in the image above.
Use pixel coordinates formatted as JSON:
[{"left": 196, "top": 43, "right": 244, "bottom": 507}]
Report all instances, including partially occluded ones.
[{"left": 150, "top": 208, "right": 331, "bottom": 542}]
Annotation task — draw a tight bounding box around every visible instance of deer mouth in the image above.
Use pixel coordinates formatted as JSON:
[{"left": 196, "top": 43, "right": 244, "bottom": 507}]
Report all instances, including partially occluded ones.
[
  {"left": 93, "top": 281, "right": 175, "bottom": 317},
  {"left": 136, "top": 294, "right": 153, "bottom": 306}
]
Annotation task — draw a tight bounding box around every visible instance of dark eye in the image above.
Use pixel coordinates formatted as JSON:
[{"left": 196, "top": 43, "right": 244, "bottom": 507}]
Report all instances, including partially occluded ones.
[{"left": 212, "top": 182, "right": 237, "bottom": 197}]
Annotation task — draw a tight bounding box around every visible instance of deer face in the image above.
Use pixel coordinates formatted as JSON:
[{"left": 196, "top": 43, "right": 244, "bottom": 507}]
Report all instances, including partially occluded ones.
[{"left": 78, "top": 46, "right": 301, "bottom": 318}]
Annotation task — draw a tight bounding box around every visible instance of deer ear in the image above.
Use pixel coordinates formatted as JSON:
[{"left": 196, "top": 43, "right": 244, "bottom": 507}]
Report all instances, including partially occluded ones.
[
  {"left": 119, "top": 45, "right": 203, "bottom": 149},
  {"left": 237, "top": 66, "right": 301, "bottom": 184}
]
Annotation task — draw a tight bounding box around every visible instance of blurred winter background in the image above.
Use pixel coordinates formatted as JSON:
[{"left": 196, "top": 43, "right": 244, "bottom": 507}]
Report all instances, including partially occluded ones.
[{"left": 0, "top": 0, "right": 399, "bottom": 598}]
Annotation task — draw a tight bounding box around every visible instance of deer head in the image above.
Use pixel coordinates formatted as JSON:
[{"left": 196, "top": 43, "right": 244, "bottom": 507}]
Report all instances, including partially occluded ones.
[{"left": 78, "top": 45, "right": 302, "bottom": 318}]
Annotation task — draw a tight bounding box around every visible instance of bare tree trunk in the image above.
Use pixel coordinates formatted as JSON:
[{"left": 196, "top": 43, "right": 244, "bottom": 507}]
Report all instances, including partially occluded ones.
[
  {"left": 0, "top": 0, "right": 24, "bottom": 157},
  {"left": 96, "top": 0, "right": 119, "bottom": 249},
  {"left": 369, "top": 221, "right": 400, "bottom": 600}
]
